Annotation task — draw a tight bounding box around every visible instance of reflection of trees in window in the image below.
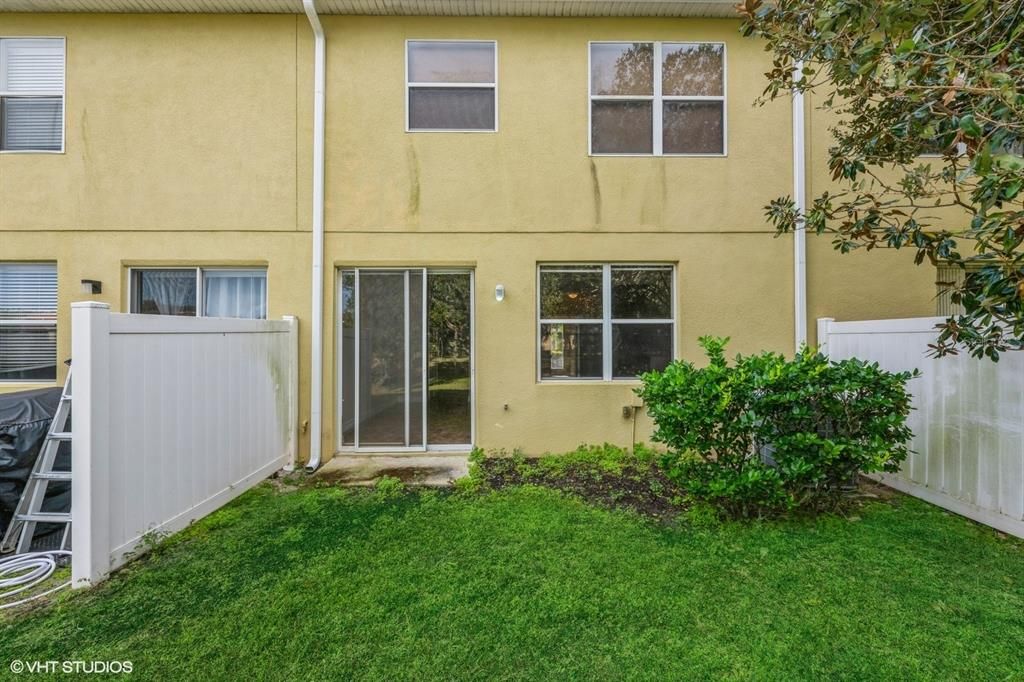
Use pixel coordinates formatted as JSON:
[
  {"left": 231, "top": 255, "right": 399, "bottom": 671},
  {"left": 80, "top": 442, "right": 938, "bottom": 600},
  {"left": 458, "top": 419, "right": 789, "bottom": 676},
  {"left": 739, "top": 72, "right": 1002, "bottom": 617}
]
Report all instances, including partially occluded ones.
[
  {"left": 611, "top": 268, "right": 673, "bottom": 319},
  {"left": 662, "top": 43, "right": 723, "bottom": 96},
  {"left": 608, "top": 43, "right": 653, "bottom": 95},
  {"left": 591, "top": 42, "right": 725, "bottom": 155},
  {"left": 428, "top": 274, "right": 471, "bottom": 361}
]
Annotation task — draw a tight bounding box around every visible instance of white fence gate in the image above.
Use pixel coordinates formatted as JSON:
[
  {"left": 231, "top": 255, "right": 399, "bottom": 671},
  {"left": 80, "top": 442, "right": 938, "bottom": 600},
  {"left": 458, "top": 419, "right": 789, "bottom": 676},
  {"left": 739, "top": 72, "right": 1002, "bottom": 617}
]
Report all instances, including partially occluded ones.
[
  {"left": 819, "top": 316, "right": 1024, "bottom": 538},
  {"left": 71, "top": 302, "right": 298, "bottom": 587}
]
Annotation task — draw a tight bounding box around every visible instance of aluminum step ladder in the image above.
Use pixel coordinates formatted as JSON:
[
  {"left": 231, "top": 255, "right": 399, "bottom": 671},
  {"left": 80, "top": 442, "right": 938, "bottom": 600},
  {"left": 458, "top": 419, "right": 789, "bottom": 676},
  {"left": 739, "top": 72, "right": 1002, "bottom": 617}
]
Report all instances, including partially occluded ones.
[{"left": 1, "top": 370, "right": 72, "bottom": 554}]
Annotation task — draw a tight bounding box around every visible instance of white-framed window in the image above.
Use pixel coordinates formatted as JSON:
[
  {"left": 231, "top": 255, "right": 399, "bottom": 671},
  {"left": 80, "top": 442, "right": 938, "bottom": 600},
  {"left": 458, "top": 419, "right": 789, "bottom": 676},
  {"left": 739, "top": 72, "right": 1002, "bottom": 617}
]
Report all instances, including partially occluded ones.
[
  {"left": 129, "top": 268, "right": 267, "bottom": 319},
  {"left": 589, "top": 41, "right": 725, "bottom": 156},
  {"left": 0, "top": 262, "right": 57, "bottom": 382},
  {"left": 406, "top": 40, "right": 497, "bottom": 132},
  {"left": 538, "top": 264, "right": 675, "bottom": 381},
  {"left": 0, "top": 38, "right": 65, "bottom": 153}
]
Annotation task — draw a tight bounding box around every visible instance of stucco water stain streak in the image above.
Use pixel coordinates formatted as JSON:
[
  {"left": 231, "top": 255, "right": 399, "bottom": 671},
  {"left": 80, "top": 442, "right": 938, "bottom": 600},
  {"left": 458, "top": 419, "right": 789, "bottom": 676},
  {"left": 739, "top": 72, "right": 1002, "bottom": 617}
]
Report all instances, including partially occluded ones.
[
  {"left": 406, "top": 141, "right": 421, "bottom": 222},
  {"left": 78, "top": 108, "right": 103, "bottom": 220},
  {"left": 589, "top": 159, "right": 602, "bottom": 226},
  {"left": 640, "top": 163, "right": 666, "bottom": 227}
]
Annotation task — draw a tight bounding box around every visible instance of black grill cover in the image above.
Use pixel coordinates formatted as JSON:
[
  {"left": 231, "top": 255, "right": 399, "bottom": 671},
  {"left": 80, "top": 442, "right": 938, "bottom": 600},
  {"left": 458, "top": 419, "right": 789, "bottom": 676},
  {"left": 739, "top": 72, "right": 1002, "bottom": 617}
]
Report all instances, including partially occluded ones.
[{"left": 0, "top": 387, "right": 70, "bottom": 539}]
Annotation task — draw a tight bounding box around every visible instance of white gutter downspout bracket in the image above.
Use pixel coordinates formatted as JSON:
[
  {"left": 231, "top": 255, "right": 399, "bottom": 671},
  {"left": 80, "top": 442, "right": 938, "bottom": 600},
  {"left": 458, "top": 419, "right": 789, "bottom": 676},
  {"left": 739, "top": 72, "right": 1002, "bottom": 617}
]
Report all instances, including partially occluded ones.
[
  {"left": 792, "top": 60, "right": 808, "bottom": 353},
  {"left": 303, "top": 0, "right": 325, "bottom": 471}
]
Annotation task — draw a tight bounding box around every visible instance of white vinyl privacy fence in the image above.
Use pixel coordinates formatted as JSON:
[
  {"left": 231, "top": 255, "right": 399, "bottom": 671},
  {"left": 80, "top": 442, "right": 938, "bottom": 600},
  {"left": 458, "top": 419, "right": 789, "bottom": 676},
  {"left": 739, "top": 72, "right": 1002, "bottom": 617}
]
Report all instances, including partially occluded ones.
[
  {"left": 71, "top": 303, "right": 298, "bottom": 587},
  {"left": 819, "top": 316, "right": 1024, "bottom": 538}
]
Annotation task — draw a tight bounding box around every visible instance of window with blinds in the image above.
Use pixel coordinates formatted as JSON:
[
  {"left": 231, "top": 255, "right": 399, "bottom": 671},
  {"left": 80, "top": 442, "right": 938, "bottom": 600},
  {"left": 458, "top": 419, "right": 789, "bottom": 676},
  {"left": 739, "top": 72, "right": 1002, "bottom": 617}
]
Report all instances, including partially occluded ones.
[
  {"left": 0, "top": 38, "right": 65, "bottom": 152},
  {"left": 0, "top": 263, "right": 58, "bottom": 382}
]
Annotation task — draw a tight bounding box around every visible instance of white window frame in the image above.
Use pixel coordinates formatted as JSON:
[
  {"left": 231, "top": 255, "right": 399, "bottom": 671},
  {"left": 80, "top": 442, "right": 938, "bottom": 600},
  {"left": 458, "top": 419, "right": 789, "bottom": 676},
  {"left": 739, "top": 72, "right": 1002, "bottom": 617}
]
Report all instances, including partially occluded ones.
[
  {"left": 128, "top": 266, "right": 268, "bottom": 318},
  {"left": 405, "top": 39, "right": 498, "bottom": 133},
  {"left": 588, "top": 41, "right": 727, "bottom": 157},
  {"left": 537, "top": 263, "right": 677, "bottom": 382},
  {"left": 0, "top": 261, "right": 57, "bottom": 383},
  {"left": 0, "top": 37, "right": 66, "bottom": 154}
]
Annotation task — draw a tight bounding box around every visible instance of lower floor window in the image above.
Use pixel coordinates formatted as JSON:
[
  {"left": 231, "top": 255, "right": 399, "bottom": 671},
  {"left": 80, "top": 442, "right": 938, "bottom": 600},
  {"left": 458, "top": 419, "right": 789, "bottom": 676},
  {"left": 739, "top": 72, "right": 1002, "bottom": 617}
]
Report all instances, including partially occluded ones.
[
  {"left": 538, "top": 264, "right": 674, "bottom": 380},
  {"left": 130, "top": 268, "right": 267, "bottom": 319},
  {"left": 0, "top": 262, "right": 57, "bottom": 382}
]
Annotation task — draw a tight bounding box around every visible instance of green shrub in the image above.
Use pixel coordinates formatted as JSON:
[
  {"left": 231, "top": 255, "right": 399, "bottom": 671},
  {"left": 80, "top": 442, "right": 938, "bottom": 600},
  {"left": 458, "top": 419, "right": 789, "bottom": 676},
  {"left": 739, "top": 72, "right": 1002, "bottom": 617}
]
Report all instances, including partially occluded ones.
[{"left": 637, "top": 337, "right": 917, "bottom": 517}]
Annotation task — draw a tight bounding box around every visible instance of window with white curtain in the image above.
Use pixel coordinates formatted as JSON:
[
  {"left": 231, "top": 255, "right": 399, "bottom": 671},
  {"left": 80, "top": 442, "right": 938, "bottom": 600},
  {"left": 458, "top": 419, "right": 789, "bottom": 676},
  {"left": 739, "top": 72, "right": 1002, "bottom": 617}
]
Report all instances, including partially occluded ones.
[
  {"left": 130, "top": 268, "right": 267, "bottom": 319},
  {"left": 0, "top": 263, "right": 57, "bottom": 382},
  {"left": 0, "top": 38, "right": 65, "bottom": 152},
  {"left": 406, "top": 40, "right": 497, "bottom": 131}
]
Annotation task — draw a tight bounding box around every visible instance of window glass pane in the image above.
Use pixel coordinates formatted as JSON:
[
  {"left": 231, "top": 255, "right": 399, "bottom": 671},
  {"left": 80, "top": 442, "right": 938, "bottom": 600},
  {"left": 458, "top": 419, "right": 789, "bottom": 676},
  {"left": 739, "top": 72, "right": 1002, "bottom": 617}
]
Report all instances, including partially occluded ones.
[
  {"left": 1, "top": 96, "right": 62, "bottom": 151},
  {"left": 662, "top": 43, "right": 724, "bottom": 97},
  {"left": 539, "top": 268, "right": 603, "bottom": 319},
  {"left": 663, "top": 101, "right": 724, "bottom": 154},
  {"left": 427, "top": 272, "right": 472, "bottom": 445},
  {"left": 340, "top": 271, "right": 356, "bottom": 447},
  {"left": 541, "top": 323, "right": 603, "bottom": 379},
  {"left": 0, "top": 326, "right": 56, "bottom": 381},
  {"left": 611, "top": 267, "right": 672, "bottom": 319},
  {"left": 591, "top": 100, "right": 653, "bottom": 154},
  {"left": 408, "top": 87, "right": 495, "bottom": 130},
  {"left": 590, "top": 43, "right": 653, "bottom": 96},
  {"left": 132, "top": 270, "right": 196, "bottom": 316},
  {"left": 612, "top": 323, "right": 673, "bottom": 378},
  {"left": 203, "top": 270, "right": 267, "bottom": 319},
  {"left": 408, "top": 41, "right": 495, "bottom": 83}
]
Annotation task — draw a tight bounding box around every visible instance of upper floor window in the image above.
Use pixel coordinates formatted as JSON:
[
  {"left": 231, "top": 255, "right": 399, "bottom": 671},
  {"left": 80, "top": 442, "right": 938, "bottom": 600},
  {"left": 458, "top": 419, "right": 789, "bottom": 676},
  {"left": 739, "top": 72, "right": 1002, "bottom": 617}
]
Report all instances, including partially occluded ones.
[
  {"left": 0, "top": 263, "right": 57, "bottom": 382},
  {"left": 406, "top": 40, "right": 497, "bottom": 132},
  {"left": 0, "top": 38, "right": 65, "bottom": 153},
  {"left": 538, "top": 264, "right": 674, "bottom": 381},
  {"left": 130, "top": 268, "right": 267, "bottom": 319},
  {"left": 589, "top": 42, "right": 725, "bottom": 156}
]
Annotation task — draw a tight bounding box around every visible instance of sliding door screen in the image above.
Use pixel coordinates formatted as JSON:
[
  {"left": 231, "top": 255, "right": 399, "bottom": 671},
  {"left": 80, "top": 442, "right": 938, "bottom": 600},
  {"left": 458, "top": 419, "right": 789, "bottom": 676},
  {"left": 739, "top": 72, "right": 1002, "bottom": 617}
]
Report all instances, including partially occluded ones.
[{"left": 339, "top": 269, "right": 472, "bottom": 450}]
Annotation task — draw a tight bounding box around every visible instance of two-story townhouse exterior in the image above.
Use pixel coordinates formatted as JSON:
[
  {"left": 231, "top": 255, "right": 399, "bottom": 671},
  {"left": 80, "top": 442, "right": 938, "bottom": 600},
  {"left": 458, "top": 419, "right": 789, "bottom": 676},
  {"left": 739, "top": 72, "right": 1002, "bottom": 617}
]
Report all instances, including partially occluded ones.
[{"left": 0, "top": 0, "right": 936, "bottom": 466}]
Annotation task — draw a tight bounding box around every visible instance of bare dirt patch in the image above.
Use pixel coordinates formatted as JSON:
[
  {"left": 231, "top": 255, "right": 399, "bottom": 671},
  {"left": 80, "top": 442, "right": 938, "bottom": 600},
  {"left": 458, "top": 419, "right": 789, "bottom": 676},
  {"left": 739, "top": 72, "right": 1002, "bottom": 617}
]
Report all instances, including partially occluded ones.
[{"left": 477, "top": 456, "right": 688, "bottom": 521}]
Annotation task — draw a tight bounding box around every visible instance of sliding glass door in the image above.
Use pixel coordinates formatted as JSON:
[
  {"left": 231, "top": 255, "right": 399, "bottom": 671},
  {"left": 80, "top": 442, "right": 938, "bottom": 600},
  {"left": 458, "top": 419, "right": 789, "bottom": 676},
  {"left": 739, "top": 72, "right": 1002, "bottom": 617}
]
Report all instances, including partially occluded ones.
[{"left": 339, "top": 268, "right": 473, "bottom": 451}]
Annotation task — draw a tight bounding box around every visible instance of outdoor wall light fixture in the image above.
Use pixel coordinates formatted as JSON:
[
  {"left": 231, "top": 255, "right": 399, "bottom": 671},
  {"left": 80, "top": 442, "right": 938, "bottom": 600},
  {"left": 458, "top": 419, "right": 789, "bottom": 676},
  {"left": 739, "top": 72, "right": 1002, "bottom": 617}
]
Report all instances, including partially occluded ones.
[
  {"left": 495, "top": 284, "right": 505, "bottom": 302},
  {"left": 80, "top": 279, "right": 102, "bottom": 295}
]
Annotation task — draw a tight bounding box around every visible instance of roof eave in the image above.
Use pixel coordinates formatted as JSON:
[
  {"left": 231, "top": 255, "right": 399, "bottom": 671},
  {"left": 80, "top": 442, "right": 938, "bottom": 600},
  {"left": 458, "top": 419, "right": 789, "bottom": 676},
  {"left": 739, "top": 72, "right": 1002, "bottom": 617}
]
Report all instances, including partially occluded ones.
[{"left": 2, "top": 0, "right": 740, "bottom": 18}]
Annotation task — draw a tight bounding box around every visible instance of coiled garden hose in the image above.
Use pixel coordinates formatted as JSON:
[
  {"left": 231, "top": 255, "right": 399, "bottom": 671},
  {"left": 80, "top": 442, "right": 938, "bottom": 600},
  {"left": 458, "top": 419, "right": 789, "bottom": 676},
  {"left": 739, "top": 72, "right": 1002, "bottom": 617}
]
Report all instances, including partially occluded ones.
[{"left": 0, "top": 550, "right": 71, "bottom": 609}]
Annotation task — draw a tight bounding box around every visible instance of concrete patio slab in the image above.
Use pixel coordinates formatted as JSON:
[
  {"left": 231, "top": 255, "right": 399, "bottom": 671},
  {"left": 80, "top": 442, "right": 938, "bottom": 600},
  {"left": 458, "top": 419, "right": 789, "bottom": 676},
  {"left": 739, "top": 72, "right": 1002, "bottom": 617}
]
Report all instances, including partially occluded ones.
[{"left": 316, "top": 454, "right": 470, "bottom": 487}]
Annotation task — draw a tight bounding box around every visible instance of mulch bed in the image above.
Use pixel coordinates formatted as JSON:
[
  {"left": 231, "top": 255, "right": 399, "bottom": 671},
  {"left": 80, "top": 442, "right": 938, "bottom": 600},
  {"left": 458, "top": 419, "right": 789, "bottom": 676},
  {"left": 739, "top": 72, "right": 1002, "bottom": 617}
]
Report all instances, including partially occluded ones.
[{"left": 477, "top": 457, "right": 688, "bottom": 521}]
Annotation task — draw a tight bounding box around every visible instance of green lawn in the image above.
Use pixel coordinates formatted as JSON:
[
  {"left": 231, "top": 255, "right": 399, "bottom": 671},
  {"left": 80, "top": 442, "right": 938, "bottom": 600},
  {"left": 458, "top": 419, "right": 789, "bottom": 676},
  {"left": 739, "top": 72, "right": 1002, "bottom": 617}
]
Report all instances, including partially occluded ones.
[{"left": 3, "top": 483, "right": 1024, "bottom": 680}]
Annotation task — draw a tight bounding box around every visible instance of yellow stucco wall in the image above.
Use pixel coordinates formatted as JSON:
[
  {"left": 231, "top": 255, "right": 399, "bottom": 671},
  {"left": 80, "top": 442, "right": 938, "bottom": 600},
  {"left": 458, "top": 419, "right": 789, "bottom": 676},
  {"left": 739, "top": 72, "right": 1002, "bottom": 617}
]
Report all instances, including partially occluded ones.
[{"left": 0, "top": 14, "right": 936, "bottom": 460}]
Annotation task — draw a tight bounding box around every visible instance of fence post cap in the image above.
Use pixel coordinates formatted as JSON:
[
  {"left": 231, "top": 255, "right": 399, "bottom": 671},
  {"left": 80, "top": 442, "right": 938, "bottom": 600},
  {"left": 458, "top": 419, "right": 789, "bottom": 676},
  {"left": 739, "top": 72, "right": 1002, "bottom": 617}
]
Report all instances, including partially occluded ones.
[{"left": 72, "top": 302, "right": 111, "bottom": 310}]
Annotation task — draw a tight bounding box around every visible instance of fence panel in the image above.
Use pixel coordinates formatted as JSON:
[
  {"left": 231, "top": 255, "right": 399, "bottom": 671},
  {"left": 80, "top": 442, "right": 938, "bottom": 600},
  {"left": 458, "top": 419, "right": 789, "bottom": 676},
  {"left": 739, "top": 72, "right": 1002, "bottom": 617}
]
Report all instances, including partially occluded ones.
[
  {"left": 819, "top": 316, "right": 1024, "bottom": 538},
  {"left": 71, "top": 303, "right": 298, "bottom": 586}
]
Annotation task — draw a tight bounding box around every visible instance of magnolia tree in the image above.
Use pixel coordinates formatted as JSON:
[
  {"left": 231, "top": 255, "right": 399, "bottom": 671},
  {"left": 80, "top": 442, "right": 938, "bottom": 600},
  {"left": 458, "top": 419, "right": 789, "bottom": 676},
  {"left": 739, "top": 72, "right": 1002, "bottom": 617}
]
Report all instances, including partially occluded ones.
[{"left": 739, "top": 0, "right": 1024, "bottom": 359}]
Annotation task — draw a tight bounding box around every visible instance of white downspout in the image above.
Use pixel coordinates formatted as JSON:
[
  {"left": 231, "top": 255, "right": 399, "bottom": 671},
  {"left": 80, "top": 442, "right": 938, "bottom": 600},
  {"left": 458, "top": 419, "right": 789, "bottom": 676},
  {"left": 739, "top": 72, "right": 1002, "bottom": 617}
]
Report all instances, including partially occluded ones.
[
  {"left": 303, "top": 0, "right": 325, "bottom": 471},
  {"left": 792, "top": 60, "right": 808, "bottom": 352}
]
